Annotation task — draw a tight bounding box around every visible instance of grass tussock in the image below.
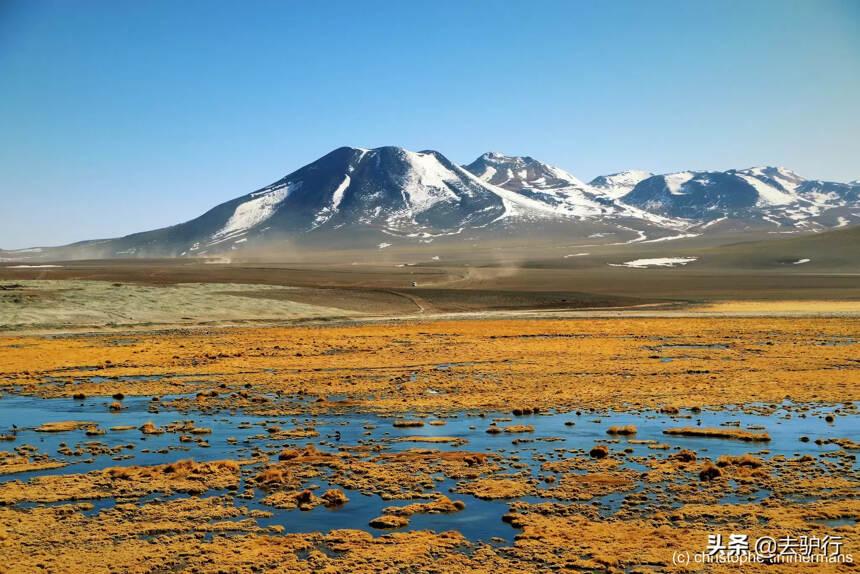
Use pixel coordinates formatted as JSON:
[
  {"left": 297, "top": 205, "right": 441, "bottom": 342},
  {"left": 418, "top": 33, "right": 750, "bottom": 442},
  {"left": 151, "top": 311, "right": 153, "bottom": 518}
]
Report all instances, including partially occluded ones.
[
  {"left": 606, "top": 425, "right": 637, "bottom": 435},
  {"left": 589, "top": 445, "right": 609, "bottom": 458},
  {"left": 699, "top": 461, "right": 722, "bottom": 481},
  {"left": 716, "top": 454, "right": 764, "bottom": 468},
  {"left": 392, "top": 420, "right": 425, "bottom": 428},
  {"left": 663, "top": 427, "right": 771, "bottom": 442}
]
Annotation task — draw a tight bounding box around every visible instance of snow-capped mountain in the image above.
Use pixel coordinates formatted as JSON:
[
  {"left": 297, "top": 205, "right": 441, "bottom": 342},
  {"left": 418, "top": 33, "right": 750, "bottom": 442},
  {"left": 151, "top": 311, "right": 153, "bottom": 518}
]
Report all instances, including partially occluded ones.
[
  {"left": 5, "top": 146, "right": 858, "bottom": 260},
  {"left": 122, "top": 146, "right": 519, "bottom": 256},
  {"left": 620, "top": 167, "right": 860, "bottom": 229},
  {"left": 461, "top": 153, "right": 680, "bottom": 227},
  {"left": 20, "top": 147, "right": 661, "bottom": 259},
  {"left": 464, "top": 152, "right": 590, "bottom": 192},
  {"left": 462, "top": 152, "right": 613, "bottom": 218},
  {"left": 588, "top": 170, "right": 653, "bottom": 200}
]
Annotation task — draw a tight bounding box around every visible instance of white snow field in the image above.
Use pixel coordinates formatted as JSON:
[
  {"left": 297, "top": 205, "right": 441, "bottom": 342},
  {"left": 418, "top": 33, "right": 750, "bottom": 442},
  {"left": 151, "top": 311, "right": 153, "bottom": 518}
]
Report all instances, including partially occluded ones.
[{"left": 608, "top": 257, "right": 698, "bottom": 269}]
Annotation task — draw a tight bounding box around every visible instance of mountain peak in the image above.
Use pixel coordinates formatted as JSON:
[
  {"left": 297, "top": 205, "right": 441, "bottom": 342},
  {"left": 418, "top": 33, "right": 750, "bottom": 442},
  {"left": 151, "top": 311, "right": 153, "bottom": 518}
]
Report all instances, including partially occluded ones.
[
  {"left": 736, "top": 166, "right": 805, "bottom": 181},
  {"left": 588, "top": 170, "right": 653, "bottom": 200},
  {"left": 464, "top": 152, "right": 585, "bottom": 190}
]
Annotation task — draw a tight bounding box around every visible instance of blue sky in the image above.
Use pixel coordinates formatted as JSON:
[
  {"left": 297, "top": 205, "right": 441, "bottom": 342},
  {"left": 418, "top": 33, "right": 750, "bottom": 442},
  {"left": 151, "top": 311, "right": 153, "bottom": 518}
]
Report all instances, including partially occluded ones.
[{"left": 1, "top": 0, "right": 858, "bottom": 249}]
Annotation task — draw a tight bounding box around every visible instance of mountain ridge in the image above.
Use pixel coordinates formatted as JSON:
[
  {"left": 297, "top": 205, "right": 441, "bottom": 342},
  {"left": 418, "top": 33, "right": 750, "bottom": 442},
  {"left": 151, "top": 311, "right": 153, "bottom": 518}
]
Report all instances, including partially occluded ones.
[{"left": 2, "top": 145, "right": 858, "bottom": 260}]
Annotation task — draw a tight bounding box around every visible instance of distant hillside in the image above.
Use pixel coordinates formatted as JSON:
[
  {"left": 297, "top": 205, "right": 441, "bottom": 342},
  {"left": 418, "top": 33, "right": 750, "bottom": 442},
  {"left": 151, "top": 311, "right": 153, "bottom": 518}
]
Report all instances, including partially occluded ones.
[{"left": 698, "top": 225, "right": 860, "bottom": 270}]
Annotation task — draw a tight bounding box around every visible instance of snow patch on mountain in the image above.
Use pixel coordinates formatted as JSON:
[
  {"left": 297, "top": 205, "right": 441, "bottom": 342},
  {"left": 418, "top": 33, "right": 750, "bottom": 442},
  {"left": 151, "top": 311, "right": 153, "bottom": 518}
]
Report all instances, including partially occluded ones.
[
  {"left": 735, "top": 174, "right": 796, "bottom": 206},
  {"left": 664, "top": 172, "right": 695, "bottom": 195},
  {"left": 400, "top": 150, "right": 459, "bottom": 212},
  {"left": 609, "top": 257, "right": 697, "bottom": 268},
  {"left": 480, "top": 165, "right": 497, "bottom": 180},
  {"left": 699, "top": 216, "right": 728, "bottom": 229},
  {"left": 740, "top": 167, "right": 804, "bottom": 194},
  {"left": 310, "top": 175, "right": 352, "bottom": 229},
  {"left": 331, "top": 175, "right": 351, "bottom": 211},
  {"left": 212, "top": 181, "right": 299, "bottom": 242},
  {"left": 588, "top": 170, "right": 652, "bottom": 199},
  {"left": 614, "top": 202, "right": 689, "bottom": 229},
  {"left": 641, "top": 233, "right": 701, "bottom": 243},
  {"left": 455, "top": 164, "right": 597, "bottom": 221}
]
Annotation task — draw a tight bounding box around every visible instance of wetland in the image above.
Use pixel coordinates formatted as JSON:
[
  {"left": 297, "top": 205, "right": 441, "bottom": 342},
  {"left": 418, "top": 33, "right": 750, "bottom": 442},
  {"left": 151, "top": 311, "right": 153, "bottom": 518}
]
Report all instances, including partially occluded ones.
[{"left": 0, "top": 317, "right": 857, "bottom": 572}]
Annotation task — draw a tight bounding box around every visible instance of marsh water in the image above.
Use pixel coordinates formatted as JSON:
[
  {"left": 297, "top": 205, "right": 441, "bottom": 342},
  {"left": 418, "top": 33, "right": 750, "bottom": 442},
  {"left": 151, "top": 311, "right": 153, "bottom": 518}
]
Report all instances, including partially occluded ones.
[{"left": 0, "top": 392, "right": 855, "bottom": 543}]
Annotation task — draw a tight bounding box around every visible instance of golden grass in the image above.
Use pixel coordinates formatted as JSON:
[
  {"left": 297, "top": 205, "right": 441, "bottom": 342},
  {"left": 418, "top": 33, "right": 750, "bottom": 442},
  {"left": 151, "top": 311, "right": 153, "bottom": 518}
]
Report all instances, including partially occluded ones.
[
  {"left": 392, "top": 420, "right": 425, "bottom": 428},
  {"left": 0, "top": 317, "right": 855, "bottom": 415},
  {"left": 35, "top": 421, "right": 96, "bottom": 433},
  {"left": 0, "top": 317, "right": 857, "bottom": 571},
  {"left": 662, "top": 427, "right": 771, "bottom": 441},
  {"left": 382, "top": 495, "right": 465, "bottom": 516},
  {"left": 700, "top": 300, "right": 860, "bottom": 313}
]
